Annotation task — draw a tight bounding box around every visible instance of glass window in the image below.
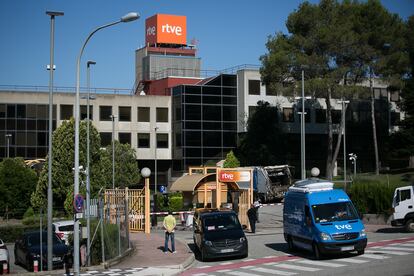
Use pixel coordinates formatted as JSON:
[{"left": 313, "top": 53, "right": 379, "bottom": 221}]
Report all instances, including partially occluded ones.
[
  {"left": 27, "top": 132, "right": 36, "bottom": 146},
  {"left": 203, "top": 106, "right": 221, "bottom": 121},
  {"left": 16, "top": 132, "right": 25, "bottom": 146},
  {"left": 266, "top": 85, "right": 277, "bottom": 96},
  {"left": 37, "top": 105, "right": 48, "bottom": 119},
  {"left": 138, "top": 107, "right": 150, "bottom": 122},
  {"left": 37, "top": 132, "right": 47, "bottom": 146},
  {"left": 203, "top": 131, "right": 221, "bottom": 147},
  {"left": 184, "top": 95, "right": 201, "bottom": 104},
  {"left": 119, "top": 132, "right": 131, "bottom": 145},
  {"left": 203, "top": 96, "right": 221, "bottom": 104},
  {"left": 248, "top": 106, "right": 257, "bottom": 118},
  {"left": 16, "top": 105, "right": 26, "bottom": 118},
  {"left": 185, "top": 105, "right": 201, "bottom": 120},
  {"left": 119, "top": 106, "right": 131, "bottom": 122},
  {"left": 7, "top": 104, "right": 16, "bottom": 118},
  {"left": 283, "top": 108, "right": 294, "bottom": 122},
  {"left": 390, "top": 91, "right": 400, "bottom": 102},
  {"left": 156, "top": 133, "right": 168, "bottom": 148},
  {"left": 80, "top": 105, "right": 93, "bottom": 120},
  {"left": 184, "top": 131, "right": 201, "bottom": 146},
  {"left": 400, "top": 189, "right": 411, "bottom": 201},
  {"left": 332, "top": 110, "right": 342, "bottom": 124},
  {"left": 305, "top": 108, "right": 311, "bottom": 123},
  {"left": 312, "top": 202, "right": 358, "bottom": 223},
  {"left": 0, "top": 104, "right": 5, "bottom": 118},
  {"left": 17, "top": 119, "right": 25, "bottom": 130},
  {"left": 138, "top": 133, "right": 150, "bottom": 148},
  {"left": 316, "top": 109, "right": 326, "bottom": 123},
  {"left": 99, "top": 106, "right": 112, "bottom": 121},
  {"left": 100, "top": 132, "right": 112, "bottom": 147},
  {"left": 37, "top": 120, "right": 47, "bottom": 131},
  {"left": 223, "top": 106, "right": 237, "bottom": 121},
  {"left": 156, "top": 108, "right": 168, "bottom": 123},
  {"left": 248, "top": 80, "right": 261, "bottom": 95},
  {"left": 60, "top": 105, "right": 73, "bottom": 120},
  {"left": 26, "top": 105, "right": 36, "bottom": 119}
]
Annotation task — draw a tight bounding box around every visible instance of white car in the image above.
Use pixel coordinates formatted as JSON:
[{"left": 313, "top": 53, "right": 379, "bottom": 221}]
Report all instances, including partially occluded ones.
[
  {"left": 0, "top": 238, "right": 9, "bottom": 273},
  {"left": 53, "top": 220, "right": 79, "bottom": 245}
]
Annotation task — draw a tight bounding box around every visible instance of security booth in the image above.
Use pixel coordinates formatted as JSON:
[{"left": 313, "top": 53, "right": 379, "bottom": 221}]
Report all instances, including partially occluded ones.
[{"left": 169, "top": 166, "right": 253, "bottom": 228}]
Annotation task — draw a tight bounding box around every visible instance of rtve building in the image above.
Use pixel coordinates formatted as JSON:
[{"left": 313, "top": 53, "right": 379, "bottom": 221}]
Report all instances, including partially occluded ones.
[{"left": 0, "top": 14, "right": 403, "bottom": 186}]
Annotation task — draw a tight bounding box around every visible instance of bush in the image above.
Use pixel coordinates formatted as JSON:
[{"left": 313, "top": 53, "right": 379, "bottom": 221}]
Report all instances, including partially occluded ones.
[
  {"left": 155, "top": 192, "right": 183, "bottom": 212},
  {"left": 0, "top": 224, "right": 38, "bottom": 243}
]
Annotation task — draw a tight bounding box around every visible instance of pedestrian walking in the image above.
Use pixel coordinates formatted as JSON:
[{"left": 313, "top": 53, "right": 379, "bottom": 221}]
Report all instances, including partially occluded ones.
[
  {"left": 163, "top": 210, "right": 177, "bottom": 253},
  {"left": 254, "top": 199, "right": 261, "bottom": 223},
  {"left": 247, "top": 204, "right": 257, "bottom": 233}
]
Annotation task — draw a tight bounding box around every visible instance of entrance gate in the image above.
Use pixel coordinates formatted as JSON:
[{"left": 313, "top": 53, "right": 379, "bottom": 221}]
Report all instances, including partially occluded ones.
[{"left": 104, "top": 187, "right": 147, "bottom": 232}]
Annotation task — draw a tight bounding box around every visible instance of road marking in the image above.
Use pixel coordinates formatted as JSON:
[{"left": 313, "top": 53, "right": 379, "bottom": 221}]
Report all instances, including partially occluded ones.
[
  {"left": 335, "top": 258, "right": 369, "bottom": 264},
  {"left": 399, "top": 243, "right": 414, "bottom": 247},
  {"left": 358, "top": 253, "right": 389, "bottom": 259},
  {"left": 243, "top": 258, "right": 256, "bottom": 261},
  {"left": 365, "top": 250, "right": 411, "bottom": 255},
  {"left": 250, "top": 267, "right": 297, "bottom": 275},
  {"left": 220, "top": 262, "right": 234, "bottom": 265},
  {"left": 217, "top": 269, "right": 231, "bottom": 273},
  {"left": 296, "top": 259, "right": 347, "bottom": 267},
  {"left": 273, "top": 263, "right": 321, "bottom": 271},
  {"left": 379, "top": 246, "right": 414, "bottom": 251},
  {"left": 198, "top": 266, "right": 211, "bottom": 268},
  {"left": 226, "top": 271, "right": 263, "bottom": 276}
]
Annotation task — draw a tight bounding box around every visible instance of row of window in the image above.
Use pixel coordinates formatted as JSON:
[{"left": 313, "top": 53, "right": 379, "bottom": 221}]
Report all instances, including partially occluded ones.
[
  {"left": 0, "top": 104, "right": 169, "bottom": 123},
  {"left": 247, "top": 79, "right": 400, "bottom": 102},
  {"left": 99, "top": 132, "right": 169, "bottom": 149}
]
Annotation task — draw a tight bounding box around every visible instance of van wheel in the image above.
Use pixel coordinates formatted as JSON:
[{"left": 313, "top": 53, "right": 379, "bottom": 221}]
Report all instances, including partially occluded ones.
[
  {"left": 312, "top": 243, "right": 322, "bottom": 260},
  {"left": 357, "top": 249, "right": 365, "bottom": 255},
  {"left": 287, "top": 236, "right": 296, "bottom": 252},
  {"left": 405, "top": 219, "right": 414, "bottom": 233}
]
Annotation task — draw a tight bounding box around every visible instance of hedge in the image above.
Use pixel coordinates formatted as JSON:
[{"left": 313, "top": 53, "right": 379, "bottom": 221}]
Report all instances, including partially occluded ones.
[
  {"left": 0, "top": 224, "right": 39, "bottom": 243},
  {"left": 155, "top": 192, "right": 183, "bottom": 212}
]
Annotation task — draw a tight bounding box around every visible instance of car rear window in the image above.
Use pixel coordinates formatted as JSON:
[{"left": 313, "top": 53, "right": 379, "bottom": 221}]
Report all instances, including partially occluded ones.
[{"left": 58, "top": 225, "right": 74, "bottom": 232}]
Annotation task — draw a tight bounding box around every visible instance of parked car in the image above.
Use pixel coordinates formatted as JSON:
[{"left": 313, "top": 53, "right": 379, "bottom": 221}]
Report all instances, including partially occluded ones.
[
  {"left": 391, "top": 185, "right": 414, "bottom": 232},
  {"left": 193, "top": 208, "right": 248, "bottom": 261},
  {"left": 53, "top": 220, "right": 79, "bottom": 245},
  {"left": 14, "top": 231, "right": 68, "bottom": 271},
  {"left": 0, "top": 239, "right": 9, "bottom": 274}
]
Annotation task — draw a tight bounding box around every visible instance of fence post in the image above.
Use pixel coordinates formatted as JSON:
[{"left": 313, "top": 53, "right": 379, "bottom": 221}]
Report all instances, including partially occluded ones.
[
  {"left": 145, "top": 178, "right": 150, "bottom": 234},
  {"left": 39, "top": 208, "right": 43, "bottom": 271},
  {"left": 99, "top": 196, "right": 105, "bottom": 264},
  {"left": 125, "top": 187, "right": 130, "bottom": 249},
  {"left": 116, "top": 204, "right": 121, "bottom": 257}
]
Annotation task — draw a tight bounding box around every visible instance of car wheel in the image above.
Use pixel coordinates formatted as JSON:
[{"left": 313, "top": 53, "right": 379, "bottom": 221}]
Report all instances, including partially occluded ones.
[
  {"left": 405, "top": 219, "right": 414, "bottom": 233},
  {"left": 357, "top": 249, "right": 365, "bottom": 255},
  {"left": 287, "top": 236, "right": 296, "bottom": 252},
  {"left": 312, "top": 242, "right": 322, "bottom": 260}
]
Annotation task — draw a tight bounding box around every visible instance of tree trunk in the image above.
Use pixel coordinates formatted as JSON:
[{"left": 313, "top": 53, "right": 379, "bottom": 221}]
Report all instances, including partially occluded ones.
[
  {"left": 332, "top": 104, "right": 349, "bottom": 174},
  {"left": 326, "top": 88, "right": 334, "bottom": 180},
  {"left": 370, "top": 73, "right": 380, "bottom": 175}
]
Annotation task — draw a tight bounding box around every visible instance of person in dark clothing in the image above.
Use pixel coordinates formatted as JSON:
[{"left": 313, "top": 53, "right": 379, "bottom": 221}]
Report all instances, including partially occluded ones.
[{"left": 247, "top": 204, "right": 257, "bottom": 233}]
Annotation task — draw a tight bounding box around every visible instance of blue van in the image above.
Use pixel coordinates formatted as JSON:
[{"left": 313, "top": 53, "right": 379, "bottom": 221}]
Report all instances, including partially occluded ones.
[{"left": 283, "top": 178, "right": 367, "bottom": 259}]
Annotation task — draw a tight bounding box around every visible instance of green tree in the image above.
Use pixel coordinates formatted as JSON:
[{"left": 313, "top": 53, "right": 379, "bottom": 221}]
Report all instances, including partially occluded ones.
[
  {"left": 31, "top": 118, "right": 105, "bottom": 213},
  {"left": 0, "top": 158, "right": 37, "bottom": 218},
  {"left": 238, "top": 101, "right": 285, "bottom": 166},
  {"left": 260, "top": 0, "right": 409, "bottom": 178},
  {"left": 223, "top": 150, "right": 240, "bottom": 168},
  {"left": 100, "top": 140, "right": 141, "bottom": 189}
]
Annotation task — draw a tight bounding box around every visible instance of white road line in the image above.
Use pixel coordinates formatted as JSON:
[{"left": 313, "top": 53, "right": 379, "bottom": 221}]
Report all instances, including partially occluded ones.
[
  {"left": 109, "top": 268, "right": 122, "bottom": 271},
  {"left": 243, "top": 258, "right": 256, "bottom": 261},
  {"left": 296, "top": 259, "right": 347, "bottom": 267},
  {"left": 217, "top": 269, "right": 231, "bottom": 273},
  {"left": 379, "top": 246, "right": 414, "bottom": 251},
  {"left": 264, "top": 262, "right": 280, "bottom": 265},
  {"left": 220, "top": 262, "right": 234, "bottom": 265},
  {"left": 335, "top": 258, "right": 369, "bottom": 264},
  {"left": 358, "top": 253, "right": 389, "bottom": 260},
  {"left": 399, "top": 243, "right": 414, "bottom": 247},
  {"left": 226, "top": 271, "right": 264, "bottom": 276},
  {"left": 263, "top": 256, "right": 275, "bottom": 258},
  {"left": 273, "top": 263, "right": 321, "bottom": 272},
  {"left": 365, "top": 250, "right": 411, "bottom": 255},
  {"left": 198, "top": 265, "right": 212, "bottom": 268},
  {"left": 193, "top": 274, "right": 208, "bottom": 276},
  {"left": 250, "top": 267, "right": 297, "bottom": 275},
  {"left": 241, "top": 265, "right": 255, "bottom": 269}
]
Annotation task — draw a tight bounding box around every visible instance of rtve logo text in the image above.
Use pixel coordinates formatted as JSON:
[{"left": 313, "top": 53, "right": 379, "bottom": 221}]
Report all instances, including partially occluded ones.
[{"left": 146, "top": 24, "right": 183, "bottom": 36}]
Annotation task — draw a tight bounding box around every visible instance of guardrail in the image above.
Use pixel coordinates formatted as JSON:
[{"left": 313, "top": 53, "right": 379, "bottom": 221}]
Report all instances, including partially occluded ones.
[{"left": 0, "top": 85, "right": 132, "bottom": 95}]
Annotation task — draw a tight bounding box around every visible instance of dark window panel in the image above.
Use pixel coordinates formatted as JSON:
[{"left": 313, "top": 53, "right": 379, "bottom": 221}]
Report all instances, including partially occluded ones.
[
  {"left": 26, "top": 105, "right": 36, "bottom": 119},
  {"left": 223, "top": 123, "right": 237, "bottom": 131},
  {"left": 119, "top": 106, "right": 131, "bottom": 122},
  {"left": 37, "top": 120, "right": 47, "bottom": 131},
  {"left": 27, "top": 147, "right": 36, "bottom": 158},
  {"left": 0, "top": 104, "right": 5, "bottom": 118},
  {"left": 99, "top": 106, "right": 112, "bottom": 121},
  {"left": 37, "top": 132, "right": 47, "bottom": 146},
  {"left": 100, "top": 132, "right": 112, "bottom": 147},
  {"left": 16, "top": 105, "right": 26, "bottom": 118},
  {"left": 223, "top": 132, "right": 237, "bottom": 147},
  {"left": 0, "top": 119, "right": 5, "bottom": 130},
  {"left": 138, "top": 133, "right": 150, "bottom": 148},
  {"left": 27, "top": 120, "right": 36, "bottom": 130},
  {"left": 184, "top": 86, "right": 201, "bottom": 94},
  {"left": 184, "top": 95, "right": 201, "bottom": 104},
  {"left": 223, "top": 96, "right": 237, "bottom": 105},
  {"left": 185, "top": 105, "right": 201, "bottom": 121},
  {"left": 332, "top": 110, "right": 342, "bottom": 124},
  {"left": 16, "top": 132, "right": 25, "bottom": 146},
  {"left": 156, "top": 133, "right": 168, "bottom": 148},
  {"left": 283, "top": 108, "right": 294, "bottom": 122},
  {"left": 6, "top": 119, "right": 15, "bottom": 130},
  {"left": 156, "top": 107, "right": 168, "bottom": 123},
  {"left": 80, "top": 105, "right": 93, "bottom": 120},
  {"left": 203, "top": 95, "right": 221, "bottom": 104},
  {"left": 202, "top": 105, "right": 221, "bottom": 121},
  {"left": 119, "top": 132, "right": 131, "bottom": 145},
  {"left": 185, "top": 147, "right": 201, "bottom": 158},
  {"left": 138, "top": 107, "right": 150, "bottom": 122},
  {"left": 16, "top": 147, "right": 26, "bottom": 158},
  {"left": 184, "top": 131, "right": 201, "bottom": 147},
  {"left": 60, "top": 104, "right": 73, "bottom": 120},
  {"left": 37, "top": 105, "right": 48, "bottom": 119},
  {"left": 203, "top": 148, "right": 221, "bottom": 158},
  {"left": 203, "top": 122, "right": 221, "bottom": 130},
  {"left": 175, "top": 133, "right": 181, "bottom": 147},
  {"left": 222, "top": 87, "right": 236, "bottom": 96},
  {"left": 27, "top": 132, "right": 36, "bottom": 146},
  {"left": 202, "top": 86, "right": 221, "bottom": 96},
  {"left": 174, "top": 107, "right": 181, "bottom": 121},
  {"left": 184, "top": 121, "right": 201, "bottom": 129},
  {"left": 248, "top": 80, "right": 261, "bottom": 95},
  {"left": 223, "top": 106, "right": 237, "bottom": 121},
  {"left": 316, "top": 109, "right": 326, "bottom": 123},
  {"left": 17, "top": 119, "right": 25, "bottom": 130},
  {"left": 37, "top": 147, "right": 47, "bottom": 158},
  {"left": 7, "top": 104, "right": 16, "bottom": 118},
  {"left": 222, "top": 74, "right": 237, "bottom": 87},
  {"left": 203, "top": 131, "right": 221, "bottom": 147}
]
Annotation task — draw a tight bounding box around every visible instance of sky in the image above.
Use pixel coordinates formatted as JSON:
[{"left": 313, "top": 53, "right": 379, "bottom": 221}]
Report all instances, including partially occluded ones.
[{"left": 0, "top": 0, "right": 413, "bottom": 90}]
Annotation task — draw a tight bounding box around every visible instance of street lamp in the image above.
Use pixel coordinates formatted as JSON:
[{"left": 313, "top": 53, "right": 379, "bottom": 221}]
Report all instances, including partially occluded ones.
[
  {"left": 349, "top": 153, "right": 357, "bottom": 177},
  {"left": 5, "top": 134, "right": 12, "bottom": 158},
  {"left": 110, "top": 114, "right": 117, "bottom": 189},
  {"left": 46, "top": 10, "right": 63, "bottom": 271},
  {"left": 152, "top": 126, "right": 159, "bottom": 226},
  {"left": 295, "top": 70, "right": 311, "bottom": 180},
  {"left": 141, "top": 167, "right": 151, "bottom": 234},
  {"left": 86, "top": 60, "right": 96, "bottom": 267},
  {"left": 73, "top": 12, "right": 139, "bottom": 276},
  {"left": 338, "top": 99, "right": 350, "bottom": 183}
]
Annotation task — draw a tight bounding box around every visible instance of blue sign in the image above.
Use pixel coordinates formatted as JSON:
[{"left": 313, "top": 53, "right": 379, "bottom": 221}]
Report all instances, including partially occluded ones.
[
  {"left": 160, "top": 186, "right": 166, "bottom": 194},
  {"left": 73, "top": 194, "right": 84, "bottom": 213}
]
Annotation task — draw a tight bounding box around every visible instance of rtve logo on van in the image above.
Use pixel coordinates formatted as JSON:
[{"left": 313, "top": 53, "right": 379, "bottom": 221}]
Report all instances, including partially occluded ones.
[
  {"left": 145, "top": 14, "right": 186, "bottom": 45},
  {"left": 335, "top": 224, "right": 352, "bottom": 230}
]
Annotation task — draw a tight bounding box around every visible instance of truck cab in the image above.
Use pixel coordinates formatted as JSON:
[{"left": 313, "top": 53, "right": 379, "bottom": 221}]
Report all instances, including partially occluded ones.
[{"left": 391, "top": 185, "right": 414, "bottom": 232}]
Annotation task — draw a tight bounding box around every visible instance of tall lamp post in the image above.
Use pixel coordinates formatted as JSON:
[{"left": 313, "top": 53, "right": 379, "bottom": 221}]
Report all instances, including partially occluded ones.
[
  {"left": 110, "top": 114, "right": 117, "bottom": 189},
  {"left": 295, "top": 70, "right": 311, "bottom": 180},
  {"left": 86, "top": 60, "right": 96, "bottom": 267},
  {"left": 73, "top": 12, "right": 139, "bottom": 276},
  {"left": 338, "top": 99, "right": 350, "bottom": 184},
  {"left": 5, "top": 134, "right": 12, "bottom": 158},
  {"left": 141, "top": 167, "right": 151, "bottom": 234},
  {"left": 153, "top": 127, "right": 159, "bottom": 226},
  {"left": 46, "top": 10, "right": 64, "bottom": 271}
]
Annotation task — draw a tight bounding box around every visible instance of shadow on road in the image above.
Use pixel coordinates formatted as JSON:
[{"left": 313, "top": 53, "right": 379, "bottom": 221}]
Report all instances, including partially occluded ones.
[
  {"left": 187, "top": 242, "right": 247, "bottom": 263},
  {"left": 375, "top": 227, "right": 407, "bottom": 234}
]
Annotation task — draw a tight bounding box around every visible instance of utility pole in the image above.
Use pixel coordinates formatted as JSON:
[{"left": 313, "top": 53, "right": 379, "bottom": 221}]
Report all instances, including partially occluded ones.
[{"left": 110, "top": 114, "right": 117, "bottom": 189}]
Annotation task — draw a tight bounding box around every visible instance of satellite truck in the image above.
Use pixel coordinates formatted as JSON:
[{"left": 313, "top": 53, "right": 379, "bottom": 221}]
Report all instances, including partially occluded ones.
[{"left": 283, "top": 167, "right": 367, "bottom": 259}]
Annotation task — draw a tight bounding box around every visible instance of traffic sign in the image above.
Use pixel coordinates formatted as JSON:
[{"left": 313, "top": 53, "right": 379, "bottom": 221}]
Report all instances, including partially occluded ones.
[
  {"left": 73, "top": 194, "right": 84, "bottom": 213},
  {"left": 160, "top": 185, "right": 166, "bottom": 194}
]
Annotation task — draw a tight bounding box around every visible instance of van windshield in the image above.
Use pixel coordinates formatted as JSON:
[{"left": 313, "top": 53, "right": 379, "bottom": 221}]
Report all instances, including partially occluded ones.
[
  {"left": 203, "top": 214, "right": 241, "bottom": 231},
  {"left": 312, "top": 202, "right": 358, "bottom": 223}
]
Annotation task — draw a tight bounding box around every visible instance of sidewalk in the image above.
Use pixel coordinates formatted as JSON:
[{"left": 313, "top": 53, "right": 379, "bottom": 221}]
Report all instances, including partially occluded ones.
[{"left": 112, "top": 231, "right": 194, "bottom": 275}]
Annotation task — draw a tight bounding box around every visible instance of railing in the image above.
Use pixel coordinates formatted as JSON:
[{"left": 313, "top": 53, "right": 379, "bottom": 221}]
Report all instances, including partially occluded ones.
[{"left": 0, "top": 84, "right": 132, "bottom": 95}]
